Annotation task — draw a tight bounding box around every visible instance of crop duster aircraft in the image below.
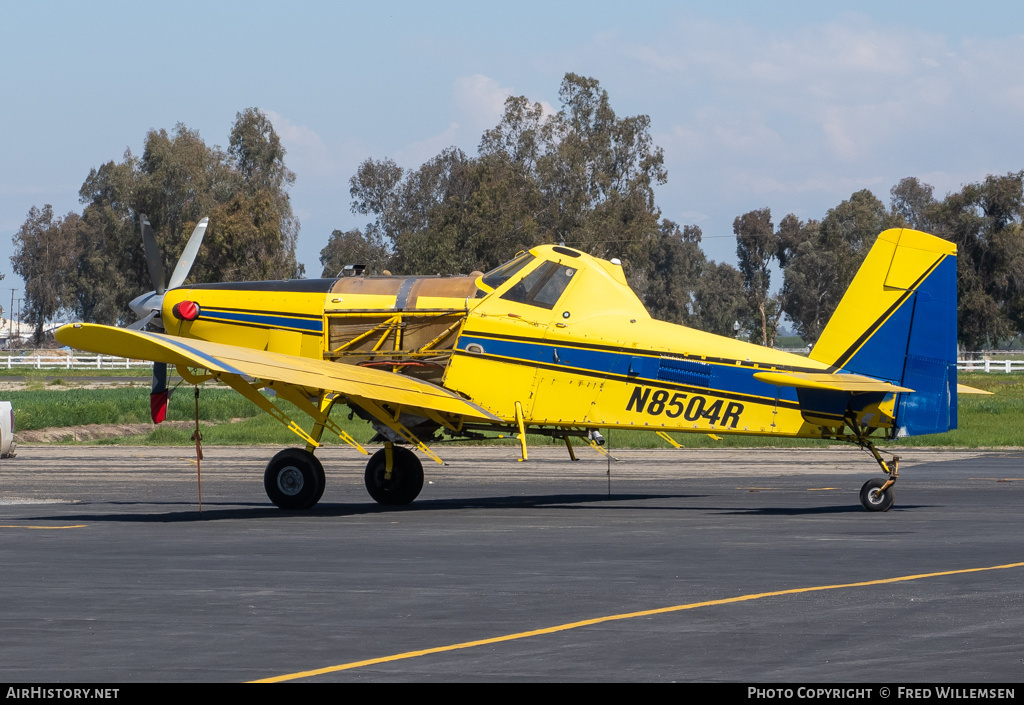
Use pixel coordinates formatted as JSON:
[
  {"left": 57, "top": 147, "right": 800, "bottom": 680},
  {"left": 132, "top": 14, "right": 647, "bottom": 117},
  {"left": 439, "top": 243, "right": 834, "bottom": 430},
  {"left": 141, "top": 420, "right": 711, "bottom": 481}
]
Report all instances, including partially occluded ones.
[{"left": 56, "top": 216, "right": 969, "bottom": 512}]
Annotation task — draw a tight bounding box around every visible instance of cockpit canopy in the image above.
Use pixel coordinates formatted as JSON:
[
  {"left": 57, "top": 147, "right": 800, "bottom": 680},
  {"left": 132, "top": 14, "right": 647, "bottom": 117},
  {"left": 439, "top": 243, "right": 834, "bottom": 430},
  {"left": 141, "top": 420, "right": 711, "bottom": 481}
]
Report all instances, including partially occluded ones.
[{"left": 475, "top": 245, "right": 649, "bottom": 321}]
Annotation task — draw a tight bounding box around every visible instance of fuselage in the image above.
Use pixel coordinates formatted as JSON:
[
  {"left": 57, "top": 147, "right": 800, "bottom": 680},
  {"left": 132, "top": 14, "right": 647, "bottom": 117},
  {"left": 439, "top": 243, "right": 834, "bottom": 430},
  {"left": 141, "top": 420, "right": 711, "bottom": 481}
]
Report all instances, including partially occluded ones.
[{"left": 160, "top": 245, "right": 889, "bottom": 439}]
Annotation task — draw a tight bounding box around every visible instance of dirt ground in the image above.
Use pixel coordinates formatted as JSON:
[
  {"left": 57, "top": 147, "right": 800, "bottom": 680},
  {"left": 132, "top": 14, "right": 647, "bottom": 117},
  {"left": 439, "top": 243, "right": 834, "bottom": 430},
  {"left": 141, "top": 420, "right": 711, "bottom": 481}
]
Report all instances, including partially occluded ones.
[{"left": 14, "top": 420, "right": 218, "bottom": 443}]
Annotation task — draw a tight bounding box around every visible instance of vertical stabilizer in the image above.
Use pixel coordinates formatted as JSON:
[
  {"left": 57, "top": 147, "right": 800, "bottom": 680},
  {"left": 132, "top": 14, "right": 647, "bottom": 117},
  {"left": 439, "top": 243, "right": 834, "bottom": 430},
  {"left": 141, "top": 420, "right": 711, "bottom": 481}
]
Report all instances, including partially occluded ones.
[{"left": 810, "top": 228, "right": 958, "bottom": 437}]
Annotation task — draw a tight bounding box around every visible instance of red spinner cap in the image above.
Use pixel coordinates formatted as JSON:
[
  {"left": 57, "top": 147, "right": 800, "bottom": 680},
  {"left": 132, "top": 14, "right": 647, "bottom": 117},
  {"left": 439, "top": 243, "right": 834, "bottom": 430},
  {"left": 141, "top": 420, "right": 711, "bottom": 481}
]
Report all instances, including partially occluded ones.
[{"left": 172, "top": 300, "right": 200, "bottom": 321}]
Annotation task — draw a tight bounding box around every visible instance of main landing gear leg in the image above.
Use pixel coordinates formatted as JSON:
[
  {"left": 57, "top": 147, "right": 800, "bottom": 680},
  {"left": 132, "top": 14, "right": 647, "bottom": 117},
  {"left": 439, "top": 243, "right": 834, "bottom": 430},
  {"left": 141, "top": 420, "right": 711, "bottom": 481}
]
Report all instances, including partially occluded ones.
[
  {"left": 859, "top": 439, "right": 899, "bottom": 512},
  {"left": 364, "top": 442, "right": 424, "bottom": 506},
  {"left": 263, "top": 397, "right": 332, "bottom": 511},
  {"left": 563, "top": 435, "right": 578, "bottom": 462},
  {"left": 305, "top": 404, "right": 330, "bottom": 508}
]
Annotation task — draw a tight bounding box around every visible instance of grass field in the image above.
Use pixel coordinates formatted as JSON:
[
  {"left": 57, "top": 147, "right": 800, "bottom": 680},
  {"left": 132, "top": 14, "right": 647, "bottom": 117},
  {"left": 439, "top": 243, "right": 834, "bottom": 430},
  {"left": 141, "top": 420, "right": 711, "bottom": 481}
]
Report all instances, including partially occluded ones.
[
  {"left": 4, "top": 372, "right": 1021, "bottom": 449},
  {"left": 9, "top": 387, "right": 258, "bottom": 431},
  {"left": 0, "top": 368, "right": 152, "bottom": 380}
]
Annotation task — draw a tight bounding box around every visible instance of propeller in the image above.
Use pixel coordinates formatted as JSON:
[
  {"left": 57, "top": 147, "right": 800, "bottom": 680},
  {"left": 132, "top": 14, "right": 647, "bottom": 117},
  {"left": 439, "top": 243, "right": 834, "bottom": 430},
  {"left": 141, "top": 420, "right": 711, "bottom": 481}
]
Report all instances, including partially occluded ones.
[
  {"left": 141, "top": 214, "right": 164, "bottom": 296},
  {"left": 125, "top": 214, "right": 210, "bottom": 423},
  {"left": 128, "top": 215, "right": 209, "bottom": 328}
]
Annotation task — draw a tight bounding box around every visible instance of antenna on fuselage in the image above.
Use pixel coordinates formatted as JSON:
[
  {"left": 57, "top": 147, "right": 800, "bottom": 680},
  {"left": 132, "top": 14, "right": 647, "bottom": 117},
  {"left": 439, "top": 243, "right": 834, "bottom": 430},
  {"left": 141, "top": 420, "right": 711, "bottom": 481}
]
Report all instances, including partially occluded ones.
[{"left": 337, "top": 264, "right": 367, "bottom": 277}]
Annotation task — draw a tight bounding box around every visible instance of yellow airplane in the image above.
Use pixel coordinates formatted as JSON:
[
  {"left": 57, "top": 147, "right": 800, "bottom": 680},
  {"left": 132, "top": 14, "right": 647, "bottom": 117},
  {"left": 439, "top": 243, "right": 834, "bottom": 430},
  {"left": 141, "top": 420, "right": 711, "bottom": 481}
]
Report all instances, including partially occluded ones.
[{"left": 56, "top": 217, "right": 971, "bottom": 512}]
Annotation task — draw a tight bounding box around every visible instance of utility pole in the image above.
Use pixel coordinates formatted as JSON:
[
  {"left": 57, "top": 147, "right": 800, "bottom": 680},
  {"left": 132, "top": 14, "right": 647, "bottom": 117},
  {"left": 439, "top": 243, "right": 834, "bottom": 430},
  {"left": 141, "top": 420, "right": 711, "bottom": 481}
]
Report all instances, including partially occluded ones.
[{"left": 15, "top": 298, "right": 21, "bottom": 347}]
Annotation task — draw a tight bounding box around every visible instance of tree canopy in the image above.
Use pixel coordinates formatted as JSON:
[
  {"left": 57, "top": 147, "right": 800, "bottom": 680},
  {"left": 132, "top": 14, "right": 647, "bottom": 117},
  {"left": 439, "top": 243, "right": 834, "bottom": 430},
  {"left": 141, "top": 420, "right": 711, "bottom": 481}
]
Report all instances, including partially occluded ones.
[
  {"left": 779, "top": 190, "right": 903, "bottom": 344},
  {"left": 12, "top": 109, "right": 301, "bottom": 328},
  {"left": 323, "top": 75, "right": 1024, "bottom": 350},
  {"left": 10, "top": 206, "right": 80, "bottom": 343},
  {"left": 11, "top": 81, "right": 1024, "bottom": 351},
  {"left": 926, "top": 172, "right": 1024, "bottom": 349},
  {"left": 326, "top": 73, "right": 724, "bottom": 327}
]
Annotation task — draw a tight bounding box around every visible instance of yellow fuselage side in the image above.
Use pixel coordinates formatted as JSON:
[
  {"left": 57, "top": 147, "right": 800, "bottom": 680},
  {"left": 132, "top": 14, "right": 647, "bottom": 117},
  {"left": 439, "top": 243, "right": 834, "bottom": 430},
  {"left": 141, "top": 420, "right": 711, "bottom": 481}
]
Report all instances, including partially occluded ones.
[
  {"left": 157, "top": 246, "right": 893, "bottom": 440},
  {"left": 163, "top": 285, "right": 330, "bottom": 358},
  {"left": 161, "top": 277, "right": 481, "bottom": 373},
  {"left": 441, "top": 245, "right": 875, "bottom": 438}
]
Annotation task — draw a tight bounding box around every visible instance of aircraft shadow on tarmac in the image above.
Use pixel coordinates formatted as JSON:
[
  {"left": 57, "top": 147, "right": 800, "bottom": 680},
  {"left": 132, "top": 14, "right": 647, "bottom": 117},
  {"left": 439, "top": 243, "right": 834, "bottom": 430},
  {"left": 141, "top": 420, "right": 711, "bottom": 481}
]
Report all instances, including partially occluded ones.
[
  {"left": 13, "top": 493, "right": 930, "bottom": 522},
  {"left": 18, "top": 492, "right": 714, "bottom": 523},
  {"left": 717, "top": 504, "right": 931, "bottom": 515}
]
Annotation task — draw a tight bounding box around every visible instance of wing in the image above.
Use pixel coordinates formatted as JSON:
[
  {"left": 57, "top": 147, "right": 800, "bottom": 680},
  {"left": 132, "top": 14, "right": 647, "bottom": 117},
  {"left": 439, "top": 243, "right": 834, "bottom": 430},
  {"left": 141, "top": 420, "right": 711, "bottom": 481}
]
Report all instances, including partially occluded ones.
[{"left": 55, "top": 323, "right": 498, "bottom": 421}]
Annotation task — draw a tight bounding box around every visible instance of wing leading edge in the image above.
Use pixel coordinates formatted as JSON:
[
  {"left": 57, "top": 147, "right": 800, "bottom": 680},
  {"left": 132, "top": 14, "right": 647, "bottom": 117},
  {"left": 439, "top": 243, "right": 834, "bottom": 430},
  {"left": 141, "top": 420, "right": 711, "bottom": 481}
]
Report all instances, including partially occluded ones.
[{"left": 55, "top": 323, "right": 498, "bottom": 421}]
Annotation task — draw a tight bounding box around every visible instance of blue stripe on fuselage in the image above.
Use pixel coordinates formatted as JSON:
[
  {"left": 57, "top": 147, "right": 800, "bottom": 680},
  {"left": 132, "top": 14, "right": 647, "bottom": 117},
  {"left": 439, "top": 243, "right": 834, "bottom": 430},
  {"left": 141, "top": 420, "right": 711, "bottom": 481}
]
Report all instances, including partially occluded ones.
[
  {"left": 200, "top": 309, "right": 323, "bottom": 333},
  {"left": 456, "top": 334, "right": 799, "bottom": 404}
]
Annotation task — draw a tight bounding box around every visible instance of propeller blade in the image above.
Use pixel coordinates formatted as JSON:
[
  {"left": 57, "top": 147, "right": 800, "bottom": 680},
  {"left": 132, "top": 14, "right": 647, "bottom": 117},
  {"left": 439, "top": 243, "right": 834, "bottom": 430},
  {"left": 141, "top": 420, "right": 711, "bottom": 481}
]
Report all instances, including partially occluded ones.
[
  {"left": 167, "top": 217, "right": 209, "bottom": 291},
  {"left": 140, "top": 213, "right": 165, "bottom": 295},
  {"left": 128, "top": 290, "right": 164, "bottom": 324},
  {"left": 127, "top": 309, "right": 159, "bottom": 331}
]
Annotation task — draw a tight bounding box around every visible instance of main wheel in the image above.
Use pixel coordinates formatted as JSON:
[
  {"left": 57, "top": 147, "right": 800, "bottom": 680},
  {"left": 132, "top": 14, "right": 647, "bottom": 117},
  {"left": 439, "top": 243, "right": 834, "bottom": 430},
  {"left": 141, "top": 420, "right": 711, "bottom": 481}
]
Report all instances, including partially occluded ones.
[
  {"left": 310, "top": 461, "right": 327, "bottom": 506},
  {"left": 264, "top": 448, "right": 325, "bottom": 510},
  {"left": 859, "top": 478, "right": 894, "bottom": 512},
  {"left": 364, "top": 446, "right": 424, "bottom": 506}
]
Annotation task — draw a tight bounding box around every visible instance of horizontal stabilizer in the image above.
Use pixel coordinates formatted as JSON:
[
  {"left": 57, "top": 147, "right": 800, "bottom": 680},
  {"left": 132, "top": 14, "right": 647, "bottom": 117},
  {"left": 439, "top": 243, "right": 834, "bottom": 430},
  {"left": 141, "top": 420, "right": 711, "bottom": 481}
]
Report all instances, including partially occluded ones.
[
  {"left": 957, "top": 383, "right": 993, "bottom": 395},
  {"left": 55, "top": 323, "right": 499, "bottom": 421},
  {"left": 753, "top": 371, "right": 913, "bottom": 393}
]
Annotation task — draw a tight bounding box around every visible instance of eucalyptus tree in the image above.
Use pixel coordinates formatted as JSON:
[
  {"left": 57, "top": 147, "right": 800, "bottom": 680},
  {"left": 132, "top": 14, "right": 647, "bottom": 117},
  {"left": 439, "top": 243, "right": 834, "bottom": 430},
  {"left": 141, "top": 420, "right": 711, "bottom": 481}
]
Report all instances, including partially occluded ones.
[{"left": 12, "top": 108, "right": 302, "bottom": 327}]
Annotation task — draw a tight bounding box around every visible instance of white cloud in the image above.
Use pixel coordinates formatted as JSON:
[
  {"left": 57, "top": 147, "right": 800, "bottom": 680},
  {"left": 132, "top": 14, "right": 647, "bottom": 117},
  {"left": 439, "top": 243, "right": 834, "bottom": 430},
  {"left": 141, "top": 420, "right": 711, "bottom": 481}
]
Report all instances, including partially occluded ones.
[
  {"left": 454, "top": 74, "right": 514, "bottom": 127},
  {"left": 656, "top": 124, "right": 707, "bottom": 160},
  {"left": 452, "top": 74, "right": 557, "bottom": 141},
  {"left": 266, "top": 110, "right": 326, "bottom": 151},
  {"left": 399, "top": 121, "right": 462, "bottom": 166},
  {"left": 604, "top": 15, "right": 1024, "bottom": 212},
  {"left": 712, "top": 121, "right": 784, "bottom": 154},
  {"left": 623, "top": 43, "right": 689, "bottom": 74},
  {"left": 265, "top": 110, "right": 340, "bottom": 180}
]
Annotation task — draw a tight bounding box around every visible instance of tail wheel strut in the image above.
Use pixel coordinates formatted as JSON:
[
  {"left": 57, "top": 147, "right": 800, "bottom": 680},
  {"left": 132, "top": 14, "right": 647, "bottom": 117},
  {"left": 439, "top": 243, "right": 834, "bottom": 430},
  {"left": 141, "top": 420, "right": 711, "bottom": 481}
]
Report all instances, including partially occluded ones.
[{"left": 858, "top": 439, "right": 899, "bottom": 512}]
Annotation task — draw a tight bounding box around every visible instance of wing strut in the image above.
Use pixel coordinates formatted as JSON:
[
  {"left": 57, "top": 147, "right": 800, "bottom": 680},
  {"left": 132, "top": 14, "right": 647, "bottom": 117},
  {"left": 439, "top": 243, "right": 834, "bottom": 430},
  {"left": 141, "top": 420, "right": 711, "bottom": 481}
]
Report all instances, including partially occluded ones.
[
  {"left": 656, "top": 431, "right": 683, "bottom": 449},
  {"left": 268, "top": 384, "right": 368, "bottom": 456},
  {"left": 175, "top": 365, "right": 369, "bottom": 454},
  {"left": 216, "top": 373, "right": 322, "bottom": 449},
  {"left": 586, "top": 435, "right": 618, "bottom": 460}
]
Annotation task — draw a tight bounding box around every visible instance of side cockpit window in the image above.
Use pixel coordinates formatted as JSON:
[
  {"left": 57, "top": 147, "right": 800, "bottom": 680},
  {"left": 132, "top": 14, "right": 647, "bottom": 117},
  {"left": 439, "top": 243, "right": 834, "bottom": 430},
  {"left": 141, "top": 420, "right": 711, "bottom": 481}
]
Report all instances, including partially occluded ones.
[{"left": 500, "top": 261, "right": 576, "bottom": 309}]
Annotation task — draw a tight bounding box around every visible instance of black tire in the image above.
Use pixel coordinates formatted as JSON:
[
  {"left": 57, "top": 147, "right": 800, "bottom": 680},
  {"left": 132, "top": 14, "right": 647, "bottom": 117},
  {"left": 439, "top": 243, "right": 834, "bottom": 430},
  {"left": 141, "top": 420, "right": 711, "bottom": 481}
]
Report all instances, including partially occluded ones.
[
  {"left": 364, "top": 446, "right": 424, "bottom": 505},
  {"left": 311, "top": 460, "right": 327, "bottom": 506},
  {"left": 264, "top": 448, "right": 324, "bottom": 510},
  {"left": 860, "top": 478, "right": 894, "bottom": 512}
]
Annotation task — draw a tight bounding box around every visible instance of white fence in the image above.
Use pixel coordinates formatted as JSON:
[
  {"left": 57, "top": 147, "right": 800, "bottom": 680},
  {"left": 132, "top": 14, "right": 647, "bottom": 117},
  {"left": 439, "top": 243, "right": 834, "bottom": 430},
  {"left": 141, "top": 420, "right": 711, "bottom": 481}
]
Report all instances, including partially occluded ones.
[
  {"left": 3, "top": 352, "right": 1024, "bottom": 373},
  {"left": 2, "top": 355, "right": 151, "bottom": 370},
  {"left": 957, "top": 359, "right": 1024, "bottom": 373}
]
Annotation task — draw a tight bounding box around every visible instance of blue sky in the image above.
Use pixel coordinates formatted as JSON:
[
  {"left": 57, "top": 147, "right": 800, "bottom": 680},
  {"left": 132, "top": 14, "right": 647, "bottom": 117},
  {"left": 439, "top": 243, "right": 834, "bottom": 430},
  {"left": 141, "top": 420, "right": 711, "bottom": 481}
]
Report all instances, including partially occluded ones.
[{"left": 2, "top": 1, "right": 1023, "bottom": 302}]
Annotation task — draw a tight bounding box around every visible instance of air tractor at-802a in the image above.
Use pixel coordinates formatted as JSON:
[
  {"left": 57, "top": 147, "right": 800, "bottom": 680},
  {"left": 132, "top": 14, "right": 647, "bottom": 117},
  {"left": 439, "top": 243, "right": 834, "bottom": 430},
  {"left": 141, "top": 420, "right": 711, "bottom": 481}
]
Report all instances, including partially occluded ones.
[{"left": 57, "top": 216, "right": 985, "bottom": 512}]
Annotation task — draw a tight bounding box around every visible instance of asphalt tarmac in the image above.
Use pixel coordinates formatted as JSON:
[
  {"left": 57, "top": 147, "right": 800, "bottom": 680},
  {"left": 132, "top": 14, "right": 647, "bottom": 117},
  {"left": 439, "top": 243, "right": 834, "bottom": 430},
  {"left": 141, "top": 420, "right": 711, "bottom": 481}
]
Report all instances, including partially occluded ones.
[{"left": 0, "top": 445, "right": 1021, "bottom": 683}]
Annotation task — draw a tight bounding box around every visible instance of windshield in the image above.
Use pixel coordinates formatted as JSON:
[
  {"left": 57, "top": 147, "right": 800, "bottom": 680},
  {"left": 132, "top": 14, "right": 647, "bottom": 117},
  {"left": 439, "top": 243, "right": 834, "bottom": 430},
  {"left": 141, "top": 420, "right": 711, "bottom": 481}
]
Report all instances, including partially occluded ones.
[{"left": 479, "top": 253, "right": 534, "bottom": 292}]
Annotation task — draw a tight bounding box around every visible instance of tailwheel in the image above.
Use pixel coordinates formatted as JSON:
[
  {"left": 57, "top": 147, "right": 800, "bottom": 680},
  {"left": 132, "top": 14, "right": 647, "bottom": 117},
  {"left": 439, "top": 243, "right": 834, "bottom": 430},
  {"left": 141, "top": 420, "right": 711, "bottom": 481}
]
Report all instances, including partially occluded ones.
[
  {"left": 264, "top": 448, "right": 325, "bottom": 510},
  {"left": 859, "top": 477, "right": 895, "bottom": 512},
  {"left": 364, "top": 444, "right": 424, "bottom": 506}
]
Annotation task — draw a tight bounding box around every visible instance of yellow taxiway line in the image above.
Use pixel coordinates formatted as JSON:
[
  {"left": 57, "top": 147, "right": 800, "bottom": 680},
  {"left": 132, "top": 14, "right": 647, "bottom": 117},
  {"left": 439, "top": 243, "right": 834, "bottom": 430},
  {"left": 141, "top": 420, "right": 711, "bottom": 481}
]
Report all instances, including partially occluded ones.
[
  {"left": 253, "top": 560, "right": 1024, "bottom": 683},
  {"left": 0, "top": 524, "right": 86, "bottom": 529}
]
